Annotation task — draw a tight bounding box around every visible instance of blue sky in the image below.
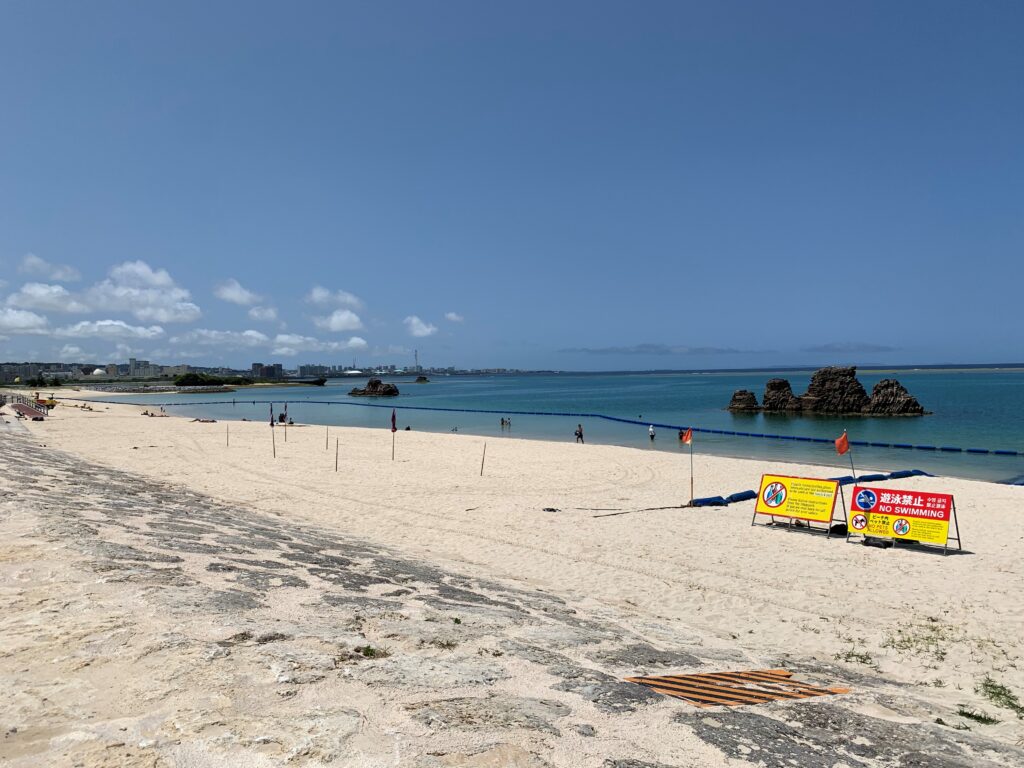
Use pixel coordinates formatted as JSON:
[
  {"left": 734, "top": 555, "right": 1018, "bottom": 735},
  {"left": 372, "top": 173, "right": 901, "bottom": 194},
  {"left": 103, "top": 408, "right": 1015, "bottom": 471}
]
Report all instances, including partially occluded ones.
[{"left": 1, "top": 1, "right": 1021, "bottom": 370}]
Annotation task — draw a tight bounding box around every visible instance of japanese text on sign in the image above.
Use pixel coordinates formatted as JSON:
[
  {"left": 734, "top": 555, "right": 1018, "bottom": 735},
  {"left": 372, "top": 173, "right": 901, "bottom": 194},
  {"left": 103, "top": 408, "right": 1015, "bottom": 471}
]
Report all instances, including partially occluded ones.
[{"left": 849, "top": 485, "right": 953, "bottom": 546}]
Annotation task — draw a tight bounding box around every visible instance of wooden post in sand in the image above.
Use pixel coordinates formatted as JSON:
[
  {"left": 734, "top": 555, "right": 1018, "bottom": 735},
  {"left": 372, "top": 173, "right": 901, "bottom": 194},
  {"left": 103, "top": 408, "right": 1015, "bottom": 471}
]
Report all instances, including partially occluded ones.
[
  {"left": 272, "top": 425, "right": 276, "bottom": 458},
  {"left": 335, "top": 437, "right": 339, "bottom": 472},
  {"left": 325, "top": 426, "right": 329, "bottom": 450},
  {"left": 226, "top": 423, "right": 229, "bottom": 448},
  {"left": 480, "top": 442, "right": 487, "bottom": 476}
]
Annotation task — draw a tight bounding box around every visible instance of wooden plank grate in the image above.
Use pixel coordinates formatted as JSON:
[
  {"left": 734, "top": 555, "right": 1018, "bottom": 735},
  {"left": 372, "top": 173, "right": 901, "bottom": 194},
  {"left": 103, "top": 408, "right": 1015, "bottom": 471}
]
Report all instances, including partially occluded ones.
[{"left": 625, "top": 669, "right": 849, "bottom": 708}]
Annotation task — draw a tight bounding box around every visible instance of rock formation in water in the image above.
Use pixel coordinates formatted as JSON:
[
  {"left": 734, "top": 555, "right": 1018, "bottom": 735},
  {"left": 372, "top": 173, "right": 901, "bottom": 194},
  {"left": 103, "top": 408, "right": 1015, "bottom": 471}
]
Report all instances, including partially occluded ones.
[
  {"left": 727, "top": 389, "right": 760, "bottom": 412},
  {"left": 725, "top": 367, "right": 927, "bottom": 416},
  {"left": 798, "top": 366, "right": 870, "bottom": 414},
  {"left": 348, "top": 378, "right": 400, "bottom": 397},
  {"left": 862, "top": 379, "right": 926, "bottom": 415},
  {"left": 761, "top": 378, "right": 803, "bottom": 412}
]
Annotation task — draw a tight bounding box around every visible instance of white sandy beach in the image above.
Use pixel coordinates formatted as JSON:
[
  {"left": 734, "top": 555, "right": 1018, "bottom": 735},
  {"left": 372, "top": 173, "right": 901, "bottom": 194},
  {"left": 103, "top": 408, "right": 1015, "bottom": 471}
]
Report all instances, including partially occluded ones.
[{"left": 3, "top": 392, "right": 1024, "bottom": 766}]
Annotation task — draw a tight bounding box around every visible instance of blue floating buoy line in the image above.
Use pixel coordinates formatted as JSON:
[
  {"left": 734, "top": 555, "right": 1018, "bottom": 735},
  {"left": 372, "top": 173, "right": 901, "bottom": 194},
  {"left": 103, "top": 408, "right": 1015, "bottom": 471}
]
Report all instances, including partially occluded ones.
[{"left": 60, "top": 397, "right": 1021, "bottom": 459}]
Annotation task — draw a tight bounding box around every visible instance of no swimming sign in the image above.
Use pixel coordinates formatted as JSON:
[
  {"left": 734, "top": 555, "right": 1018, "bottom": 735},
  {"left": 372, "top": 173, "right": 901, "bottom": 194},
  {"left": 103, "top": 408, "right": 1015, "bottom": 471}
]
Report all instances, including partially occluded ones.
[{"left": 848, "top": 485, "right": 961, "bottom": 553}]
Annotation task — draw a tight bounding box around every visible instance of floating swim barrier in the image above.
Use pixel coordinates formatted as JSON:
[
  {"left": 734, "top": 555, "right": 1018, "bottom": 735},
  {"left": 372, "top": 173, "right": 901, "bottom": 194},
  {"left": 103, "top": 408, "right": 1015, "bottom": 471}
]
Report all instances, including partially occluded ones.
[
  {"left": 691, "top": 496, "right": 728, "bottom": 507},
  {"left": 59, "top": 397, "right": 1021, "bottom": 458},
  {"left": 726, "top": 490, "right": 758, "bottom": 503}
]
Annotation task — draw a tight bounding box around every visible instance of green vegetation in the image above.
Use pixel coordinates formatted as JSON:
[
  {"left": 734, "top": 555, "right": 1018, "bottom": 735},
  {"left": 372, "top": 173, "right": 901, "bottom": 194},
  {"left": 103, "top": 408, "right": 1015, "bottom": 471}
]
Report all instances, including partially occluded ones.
[
  {"left": 956, "top": 707, "right": 1000, "bottom": 725},
  {"left": 174, "top": 372, "right": 252, "bottom": 387},
  {"left": 24, "top": 375, "right": 61, "bottom": 387},
  {"left": 353, "top": 645, "right": 391, "bottom": 659},
  {"left": 976, "top": 675, "right": 1024, "bottom": 718},
  {"left": 880, "top": 618, "right": 957, "bottom": 662},
  {"left": 833, "top": 649, "right": 876, "bottom": 668}
]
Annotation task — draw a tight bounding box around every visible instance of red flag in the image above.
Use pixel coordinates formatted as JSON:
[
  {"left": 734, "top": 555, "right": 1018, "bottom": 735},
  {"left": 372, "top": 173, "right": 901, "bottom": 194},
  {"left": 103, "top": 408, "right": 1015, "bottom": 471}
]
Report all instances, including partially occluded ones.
[
  {"left": 835, "top": 430, "right": 850, "bottom": 455},
  {"left": 391, "top": 409, "right": 397, "bottom": 433},
  {"left": 681, "top": 428, "right": 693, "bottom": 445}
]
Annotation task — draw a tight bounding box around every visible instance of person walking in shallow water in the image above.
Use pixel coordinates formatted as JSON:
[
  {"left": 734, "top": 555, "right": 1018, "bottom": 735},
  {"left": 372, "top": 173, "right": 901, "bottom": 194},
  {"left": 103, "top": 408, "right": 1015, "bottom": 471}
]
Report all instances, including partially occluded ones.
[
  {"left": 649, "top": 425, "right": 656, "bottom": 442},
  {"left": 575, "top": 424, "right": 584, "bottom": 444}
]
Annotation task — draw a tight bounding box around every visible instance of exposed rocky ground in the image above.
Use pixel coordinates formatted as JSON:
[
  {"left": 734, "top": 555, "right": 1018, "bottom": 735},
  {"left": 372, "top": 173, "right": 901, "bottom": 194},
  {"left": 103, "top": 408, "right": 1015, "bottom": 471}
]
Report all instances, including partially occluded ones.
[{"left": 1, "top": 433, "right": 1019, "bottom": 767}]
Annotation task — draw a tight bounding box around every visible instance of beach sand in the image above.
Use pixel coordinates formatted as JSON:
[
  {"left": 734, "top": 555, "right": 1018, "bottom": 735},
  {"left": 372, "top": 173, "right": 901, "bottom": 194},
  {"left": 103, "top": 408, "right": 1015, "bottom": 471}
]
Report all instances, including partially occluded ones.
[{"left": 2, "top": 394, "right": 1023, "bottom": 766}]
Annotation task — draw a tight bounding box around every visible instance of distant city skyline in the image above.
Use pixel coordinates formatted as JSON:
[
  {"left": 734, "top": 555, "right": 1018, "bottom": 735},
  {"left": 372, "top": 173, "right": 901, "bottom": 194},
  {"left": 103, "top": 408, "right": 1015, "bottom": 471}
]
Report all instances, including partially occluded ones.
[{"left": 2, "top": 2, "right": 1022, "bottom": 370}]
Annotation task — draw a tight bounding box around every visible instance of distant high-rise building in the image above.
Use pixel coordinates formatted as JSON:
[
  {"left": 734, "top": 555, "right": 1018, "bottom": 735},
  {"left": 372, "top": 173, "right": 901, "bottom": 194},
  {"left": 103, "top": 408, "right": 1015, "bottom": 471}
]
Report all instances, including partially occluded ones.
[{"left": 251, "top": 363, "right": 263, "bottom": 377}]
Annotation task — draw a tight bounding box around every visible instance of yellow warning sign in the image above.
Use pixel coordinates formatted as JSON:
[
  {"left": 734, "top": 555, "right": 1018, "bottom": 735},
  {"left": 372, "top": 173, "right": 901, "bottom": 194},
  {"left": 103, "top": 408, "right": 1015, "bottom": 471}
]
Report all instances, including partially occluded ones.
[
  {"left": 849, "top": 486, "right": 952, "bottom": 546},
  {"left": 754, "top": 474, "right": 839, "bottom": 524}
]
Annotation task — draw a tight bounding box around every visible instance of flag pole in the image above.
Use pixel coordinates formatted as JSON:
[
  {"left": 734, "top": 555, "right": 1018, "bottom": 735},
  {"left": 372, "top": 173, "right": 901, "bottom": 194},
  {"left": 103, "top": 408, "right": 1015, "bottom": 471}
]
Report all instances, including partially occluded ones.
[
  {"left": 335, "top": 437, "right": 339, "bottom": 472},
  {"left": 390, "top": 408, "right": 397, "bottom": 461},
  {"left": 689, "top": 439, "right": 694, "bottom": 505},
  {"left": 480, "top": 442, "right": 487, "bottom": 476}
]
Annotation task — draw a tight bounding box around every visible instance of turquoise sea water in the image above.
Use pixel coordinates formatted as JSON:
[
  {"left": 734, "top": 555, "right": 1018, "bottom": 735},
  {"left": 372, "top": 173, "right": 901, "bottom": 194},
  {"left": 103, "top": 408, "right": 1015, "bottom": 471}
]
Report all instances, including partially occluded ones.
[{"left": 86, "top": 369, "right": 1024, "bottom": 484}]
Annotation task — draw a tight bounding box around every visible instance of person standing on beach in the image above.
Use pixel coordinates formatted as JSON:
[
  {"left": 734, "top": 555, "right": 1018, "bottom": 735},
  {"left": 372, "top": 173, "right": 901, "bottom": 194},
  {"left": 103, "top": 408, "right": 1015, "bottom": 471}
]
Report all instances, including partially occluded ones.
[
  {"left": 649, "top": 425, "right": 656, "bottom": 442},
  {"left": 575, "top": 424, "right": 584, "bottom": 444}
]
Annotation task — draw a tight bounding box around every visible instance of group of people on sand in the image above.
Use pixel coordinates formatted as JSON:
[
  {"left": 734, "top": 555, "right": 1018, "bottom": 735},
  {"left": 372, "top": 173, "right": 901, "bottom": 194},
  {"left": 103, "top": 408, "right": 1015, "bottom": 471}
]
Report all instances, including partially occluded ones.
[{"left": 141, "top": 408, "right": 169, "bottom": 418}]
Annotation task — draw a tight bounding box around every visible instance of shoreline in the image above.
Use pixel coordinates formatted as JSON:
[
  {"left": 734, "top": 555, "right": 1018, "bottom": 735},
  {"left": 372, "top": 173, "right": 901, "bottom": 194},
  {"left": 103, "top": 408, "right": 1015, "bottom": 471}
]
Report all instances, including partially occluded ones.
[
  {"left": 4, "top": 394, "right": 1024, "bottom": 763},
  {"left": 49, "top": 388, "right": 1024, "bottom": 485}
]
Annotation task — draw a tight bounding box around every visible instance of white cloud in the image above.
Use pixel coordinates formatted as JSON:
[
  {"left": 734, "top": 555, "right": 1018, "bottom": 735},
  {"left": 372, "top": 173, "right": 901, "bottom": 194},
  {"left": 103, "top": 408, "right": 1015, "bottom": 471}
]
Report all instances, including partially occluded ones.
[
  {"left": 271, "top": 333, "right": 367, "bottom": 356},
  {"left": 0, "top": 307, "right": 48, "bottom": 333},
  {"left": 19, "top": 253, "right": 81, "bottom": 282},
  {"left": 306, "top": 285, "right": 363, "bottom": 309},
  {"left": 87, "top": 260, "right": 201, "bottom": 323},
  {"left": 109, "top": 260, "right": 174, "bottom": 288},
  {"left": 114, "top": 343, "right": 143, "bottom": 358},
  {"left": 444, "top": 312, "right": 464, "bottom": 322},
  {"left": 54, "top": 319, "right": 164, "bottom": 340},
  {"left": 6, "top": 282, "right": 91, "bottom": 313},
  {"left": 404, "top": 315, "right": 437, "bottom": 338},
  {"left": 214, "top": 278, "right": 261, "bottom": 306},
  {"left": 313, "top": 308, "right": 363, "bottom": 332},
  {"left": 248, "top": 306, "right": 278, "bottom": 322},
  {"left": 169, "top": 329, "right": 270, "bottom": 347},
  {"left": 57, "top": 345, "right": 93, "bottom": 361}
]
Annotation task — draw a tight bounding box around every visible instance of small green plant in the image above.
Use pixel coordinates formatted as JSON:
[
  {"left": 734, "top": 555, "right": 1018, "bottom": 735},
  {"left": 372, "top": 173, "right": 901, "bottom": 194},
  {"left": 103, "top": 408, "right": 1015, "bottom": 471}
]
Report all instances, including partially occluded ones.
[
  {"left": 834, "top": 649, "right": 875, "bottom": 667},
  {"left": 354, "top": 645, "right": 391, "bottom": 659},
  {"left": 976, "top": 675, "right": 1024, "bottom": 718},
  {"left": 452, "top": 617, "right": 462, "bottom": 625},
  {"left": 881, "top": 620, "right": 956, "bottom": 662},
  {"left": 433, "top": 639, "right": 458, "bottom": 651},
  {"left": 956, "top": 707, "right": 1000, "bottom": 725}
]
